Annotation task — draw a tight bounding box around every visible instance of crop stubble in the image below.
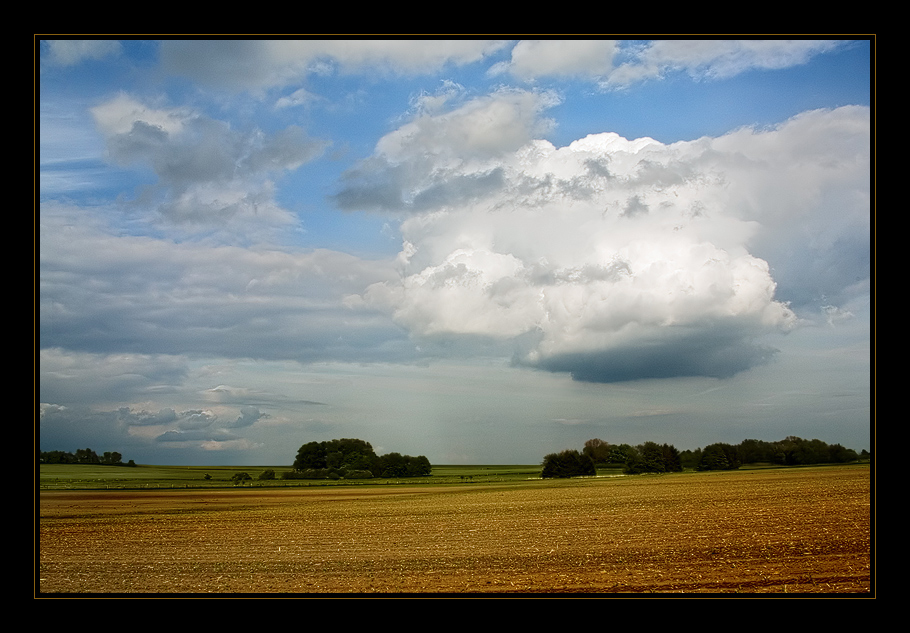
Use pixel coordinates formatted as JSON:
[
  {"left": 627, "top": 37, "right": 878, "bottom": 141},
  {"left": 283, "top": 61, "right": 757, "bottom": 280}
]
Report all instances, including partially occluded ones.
[{"left": 38, "top": 466, "right": 870, "bottom": 594}]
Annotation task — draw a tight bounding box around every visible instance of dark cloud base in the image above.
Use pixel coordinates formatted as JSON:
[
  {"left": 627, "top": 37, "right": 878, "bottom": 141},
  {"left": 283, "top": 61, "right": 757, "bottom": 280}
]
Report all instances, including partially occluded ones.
[{"left": 525, "top": 335, "right": 780, "bottom": 383}]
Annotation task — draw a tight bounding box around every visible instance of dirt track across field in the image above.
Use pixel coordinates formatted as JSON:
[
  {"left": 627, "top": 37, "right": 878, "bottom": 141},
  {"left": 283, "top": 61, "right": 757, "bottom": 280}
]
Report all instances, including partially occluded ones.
[{"left": 38, "top": 466, "right": 872, "bottom": 595}]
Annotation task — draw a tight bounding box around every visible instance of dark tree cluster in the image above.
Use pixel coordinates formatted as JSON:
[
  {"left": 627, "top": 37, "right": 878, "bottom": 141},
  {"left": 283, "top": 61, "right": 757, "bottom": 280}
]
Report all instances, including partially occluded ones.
[
  {"left": 39, "top": 448, "right": 136, "bottom": 467},
  {"left": 544, "top": 440, "right": 685, "bottom": 478},
  {"left": 681, "top": 436, "right": 866, "bottom": 471},
  {"left": 541, "top": 450, "right": 596, "bottom": 478},
  {"left": 623, "top": 441, "right": 683, "bottom": 474},
  {"left": 573, "top": 439, "right": 682, "bottom": 475},
  {"left": 562, "top": 436, "right": 867, "bottom": 477},
  {"left": 284, "top": 438, "right": 431, "bottom": 480}
]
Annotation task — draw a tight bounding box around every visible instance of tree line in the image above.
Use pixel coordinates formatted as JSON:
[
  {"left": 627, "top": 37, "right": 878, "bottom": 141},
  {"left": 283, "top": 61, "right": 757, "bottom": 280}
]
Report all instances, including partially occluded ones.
[
  {"left": 542, "top": 436, "right": 868, "bottom": 478},
  {"left": 284, "top": 438, "right": 432, "bottom": 480},
  {"left": 680, "top": 436, "right": 867, "bottom": 471},
  {"left": 39, "top": 448, "right": 136, "bottom": 467}
]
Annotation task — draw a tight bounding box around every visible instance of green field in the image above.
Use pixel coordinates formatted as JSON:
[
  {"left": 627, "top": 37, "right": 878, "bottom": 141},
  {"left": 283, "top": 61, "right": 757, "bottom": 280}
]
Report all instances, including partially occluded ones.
[
  {"left": 38, "top": 461, "right": 856, "bottom": 490},
  {"left": 37, "top": 463, "right": 556, "bottom": 489}
]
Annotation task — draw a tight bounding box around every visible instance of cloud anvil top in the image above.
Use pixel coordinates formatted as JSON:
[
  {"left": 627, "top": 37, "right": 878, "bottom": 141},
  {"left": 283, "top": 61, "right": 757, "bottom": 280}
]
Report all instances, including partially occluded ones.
[{"left": 39, "top": 39, "right": 872, "bottom": 465}]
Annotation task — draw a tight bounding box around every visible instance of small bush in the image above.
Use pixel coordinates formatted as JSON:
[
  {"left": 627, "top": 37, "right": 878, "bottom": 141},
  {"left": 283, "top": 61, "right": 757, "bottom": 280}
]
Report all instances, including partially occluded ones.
[{"left": 231, "top": 472, "right": 253, "bottom": 485}]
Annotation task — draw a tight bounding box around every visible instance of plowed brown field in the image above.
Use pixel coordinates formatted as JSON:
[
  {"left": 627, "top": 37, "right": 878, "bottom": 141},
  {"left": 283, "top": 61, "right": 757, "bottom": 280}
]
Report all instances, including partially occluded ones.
[{"left": 38, "top": 465, "right": 871, "bottom": 595}]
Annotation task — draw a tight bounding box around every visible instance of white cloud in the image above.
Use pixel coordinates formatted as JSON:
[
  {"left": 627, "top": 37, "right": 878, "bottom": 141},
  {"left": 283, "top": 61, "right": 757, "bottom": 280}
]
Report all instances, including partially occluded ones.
[
  {"left": 43, "top": 40, "right": 121, "bottom": 66},
  {"left": 356, "top": 105, "right": 869, "bottom": 382},
  {"left": 704, "top": 105, "right": 871, "bottom": 308},
  {"left": 275, "top": 87, "right": 319, "bottom": 109},
  {"left": 159, "top": 40, "right": 511, "bottom": 90},
  {"left": 314, "top": 39, "right": 510, "bottom": 74},
  {"left": 89, "top": 94, "right": 328, "bottom": 229},
  {"left": 39, "top": 203, "right": 405, "bottom": 365},
  {"left": 90, "top": 93, "right": 190, "bottom": 138},
  {"left": 378, "top": 88, "right": 559, "bottom": 163},
  {"left": 606, "top": 40, "right": 845, "bottom": 88},
  {"left": 39, "top": 347, "right": 190, "bottom": 406},
  {"left": 487, "top": 39, "right": 847, "bottom": 89},
  {"left": 822, "top": 304, "right": 855, "bottom": 327},
  {"left": 334, "top": 89, "right": 559, "bottom": 211},
  {"left": 224, "top": 406, "right": 268, "bottom": 429},
  {"left": 502, "top": 40, "right": 617, "bottom": 80},
  {"left": 154, "top": 39, "right": 852, "bottom": 97}
]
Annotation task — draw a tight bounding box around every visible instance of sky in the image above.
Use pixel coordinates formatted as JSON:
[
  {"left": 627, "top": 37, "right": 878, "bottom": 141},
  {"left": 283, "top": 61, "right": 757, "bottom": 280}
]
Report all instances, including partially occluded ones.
[{"left": 38, "top": 38, "right": 873, "bottom": 466}]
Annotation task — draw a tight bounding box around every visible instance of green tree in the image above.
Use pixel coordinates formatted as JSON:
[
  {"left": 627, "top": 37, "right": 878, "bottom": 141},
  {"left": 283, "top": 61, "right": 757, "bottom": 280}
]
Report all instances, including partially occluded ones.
[
  {"left": 624, "top": 442, "right": 683, "bottom": 474},
  {"left": 258, "top": 469, "right": 276, "bottom": 480},
  {"left": 680, "top": 448, "right": 702, "bottom": 470},
  {"left": 541, "top": 450, "right": 596, "bottom": 478},
  {"left": 827, "top": 444, "right": 858, "bottom": 463},
  {"left": 582, "top": 438, "right": 612, "bottom": 465},
  {"left": 75, "top": 448, "right": 100, "bottom": 464},
  {"left": 101, "top": 451, "right": 123, "bottom": 465},
  {"left": 293, "top": 441, "right": 328, "bottom": 470},
  {"left": 40, "top": 448, "right": 135, "bottom": 465},
  {"left": 606, "top": 444, "right": 635, "bottom": 465},
  {"left": 377, "top": 452, "right": 406, "bottom": 477},
  {"left": 739, "top": 438, "right": 774, "bottom": 464},
  {"left": 290, "top": 439, "right": 430, "bottom": 479},
  {"left": 406, "top": 455, "right": 432, "bottom": 476},
  {"left": 794, "top": 438, "right": 829, "bottom": 464},
  {"left": 293, "top": 438, "right": 379, "bottom": 472},
  {"left": 660, "top": 443, "right": 683, "bottom": 472},
  {"left": 41, "top": 450, "right": 74, "bottom": 464},
  {"left": 697, "top": 443, "right": 740, "bottom": 471}
]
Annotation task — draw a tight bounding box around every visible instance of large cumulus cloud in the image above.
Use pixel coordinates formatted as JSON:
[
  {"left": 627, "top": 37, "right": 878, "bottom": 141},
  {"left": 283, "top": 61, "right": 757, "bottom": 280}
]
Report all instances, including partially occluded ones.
[{"left": 346, "top": 97, "right": 869, "bottom": 383}]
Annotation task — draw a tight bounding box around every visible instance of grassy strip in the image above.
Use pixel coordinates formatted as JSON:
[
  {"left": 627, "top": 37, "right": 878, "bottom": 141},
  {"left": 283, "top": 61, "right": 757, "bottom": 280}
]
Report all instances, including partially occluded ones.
[
  {"left": 39, "top": 461, "right": 865, "bottom": 491},
  {"left": 39, "top": 463, "right": 548, "bottom": 490}
]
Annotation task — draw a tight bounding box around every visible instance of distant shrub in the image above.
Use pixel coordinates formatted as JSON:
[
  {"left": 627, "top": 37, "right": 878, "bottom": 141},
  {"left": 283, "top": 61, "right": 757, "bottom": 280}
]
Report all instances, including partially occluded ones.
[{"left": 231, "top": 472, "right": 253, "bottom": 485}]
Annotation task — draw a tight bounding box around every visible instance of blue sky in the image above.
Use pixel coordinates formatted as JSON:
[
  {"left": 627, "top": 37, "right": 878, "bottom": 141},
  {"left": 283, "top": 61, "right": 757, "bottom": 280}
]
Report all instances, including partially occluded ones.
[{"left": 38, "top": 39, "right": 872, "bottom": 465}]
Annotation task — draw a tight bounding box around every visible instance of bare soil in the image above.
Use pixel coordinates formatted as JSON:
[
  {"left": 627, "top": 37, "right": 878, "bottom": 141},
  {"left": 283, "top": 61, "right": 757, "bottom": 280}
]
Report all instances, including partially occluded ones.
[{"left": 37, "top": 466, "right": 871, "bottom": 595}]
